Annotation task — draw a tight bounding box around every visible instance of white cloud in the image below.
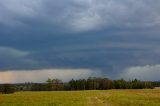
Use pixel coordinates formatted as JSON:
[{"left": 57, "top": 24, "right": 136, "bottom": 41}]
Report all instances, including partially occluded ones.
[
  {"left": 0, "top": 69, "right": 101, "bottom": 83},
  {"left": 120, "top": 64, "right": 160, "bottom": 81}
]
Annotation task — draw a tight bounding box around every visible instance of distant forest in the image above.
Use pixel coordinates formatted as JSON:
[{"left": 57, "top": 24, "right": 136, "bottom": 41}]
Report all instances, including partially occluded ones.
[{"left": 0, "top": 77, "right": 160, "bottom": 94}]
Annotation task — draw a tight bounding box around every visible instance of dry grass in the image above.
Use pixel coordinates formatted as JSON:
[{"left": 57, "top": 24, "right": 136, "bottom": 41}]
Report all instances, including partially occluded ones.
[{"left": 0, "top": 89, "right": 160, "bottom": 106}]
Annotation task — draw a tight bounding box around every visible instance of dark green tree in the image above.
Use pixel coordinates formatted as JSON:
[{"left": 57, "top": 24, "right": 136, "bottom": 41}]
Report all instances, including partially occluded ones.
[{"left": 0, "top": 84, "right": 15, "bottom": 94}]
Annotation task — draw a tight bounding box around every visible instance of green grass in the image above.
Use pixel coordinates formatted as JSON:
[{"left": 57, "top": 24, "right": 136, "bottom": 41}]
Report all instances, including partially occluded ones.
[{"left": 0, "top": 89, "right": 160, "bottom": 106}]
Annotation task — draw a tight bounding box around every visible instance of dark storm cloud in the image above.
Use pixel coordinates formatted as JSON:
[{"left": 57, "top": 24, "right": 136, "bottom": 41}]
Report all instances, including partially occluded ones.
[
  {"left": 0, "top": 0, "right": 160, "bottom": 81},
  {"left": 1, "top": 0, "right": 160, "bottom": 32}
]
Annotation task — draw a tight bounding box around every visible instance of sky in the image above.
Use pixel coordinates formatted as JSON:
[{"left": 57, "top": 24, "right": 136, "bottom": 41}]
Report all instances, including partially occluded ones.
[{"left": 0, "top": 0, "right": 160, "bottom": 83}]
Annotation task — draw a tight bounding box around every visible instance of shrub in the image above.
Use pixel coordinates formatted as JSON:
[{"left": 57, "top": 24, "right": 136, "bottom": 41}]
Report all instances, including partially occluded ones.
[{"left": 0, "top": 84, "right": 15, "bottom": 94}]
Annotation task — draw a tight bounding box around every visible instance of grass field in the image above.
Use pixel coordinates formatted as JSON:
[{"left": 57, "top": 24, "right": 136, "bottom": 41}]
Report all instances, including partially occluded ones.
[{"left": 0, "top": 89, "right": 160, "bottom": 106}]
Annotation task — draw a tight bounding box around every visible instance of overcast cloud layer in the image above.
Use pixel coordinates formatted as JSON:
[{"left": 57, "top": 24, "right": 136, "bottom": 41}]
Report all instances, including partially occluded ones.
[{"left": 0, "top": 0, "right": 160, "bottom": 82}]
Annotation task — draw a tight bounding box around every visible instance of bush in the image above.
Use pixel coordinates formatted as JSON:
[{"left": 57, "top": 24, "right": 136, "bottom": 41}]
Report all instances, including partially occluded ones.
[{"left": 0, "top": 84, "right": 15, "bottom": 94}]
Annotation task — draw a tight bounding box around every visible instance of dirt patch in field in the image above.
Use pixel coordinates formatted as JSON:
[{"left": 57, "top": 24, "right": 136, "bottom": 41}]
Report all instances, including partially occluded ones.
[
  {"left": 87, "top": 94, "right": 111, "bottom": 106},
  {"left": 155, "top": 87, "right": 160, "bottom": 89}
]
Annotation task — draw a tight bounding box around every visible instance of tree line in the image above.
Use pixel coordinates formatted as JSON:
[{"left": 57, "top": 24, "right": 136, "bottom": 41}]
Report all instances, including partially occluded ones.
[
  {"left": 0, "top": 77, "right": 160, "bottom": 94},
  {"left": 31, "top": 77, "right": 155, "bottom": 91}
]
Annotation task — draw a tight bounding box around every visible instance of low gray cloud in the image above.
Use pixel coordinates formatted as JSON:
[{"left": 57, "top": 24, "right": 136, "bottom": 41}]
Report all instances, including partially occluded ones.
[
  {"left": 0, "top": 46, "right": 29, "bottom": 57},
  {"left": 0, "top": 46, "right": 38, "bottom": 70},
  {"left": 120, "top": 64, "right": 160, "bottom": 81}
]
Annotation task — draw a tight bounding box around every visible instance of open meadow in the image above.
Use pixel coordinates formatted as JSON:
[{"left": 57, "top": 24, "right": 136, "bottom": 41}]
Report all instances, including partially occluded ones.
[{"left": 0, "top": 89, "right": 160, "bottom": 106}]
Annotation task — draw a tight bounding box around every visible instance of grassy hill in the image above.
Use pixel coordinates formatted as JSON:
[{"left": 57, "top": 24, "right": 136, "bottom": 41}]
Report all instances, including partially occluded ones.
[{"left": 0, "top": 89, "right": 160, "bottom": 106}]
